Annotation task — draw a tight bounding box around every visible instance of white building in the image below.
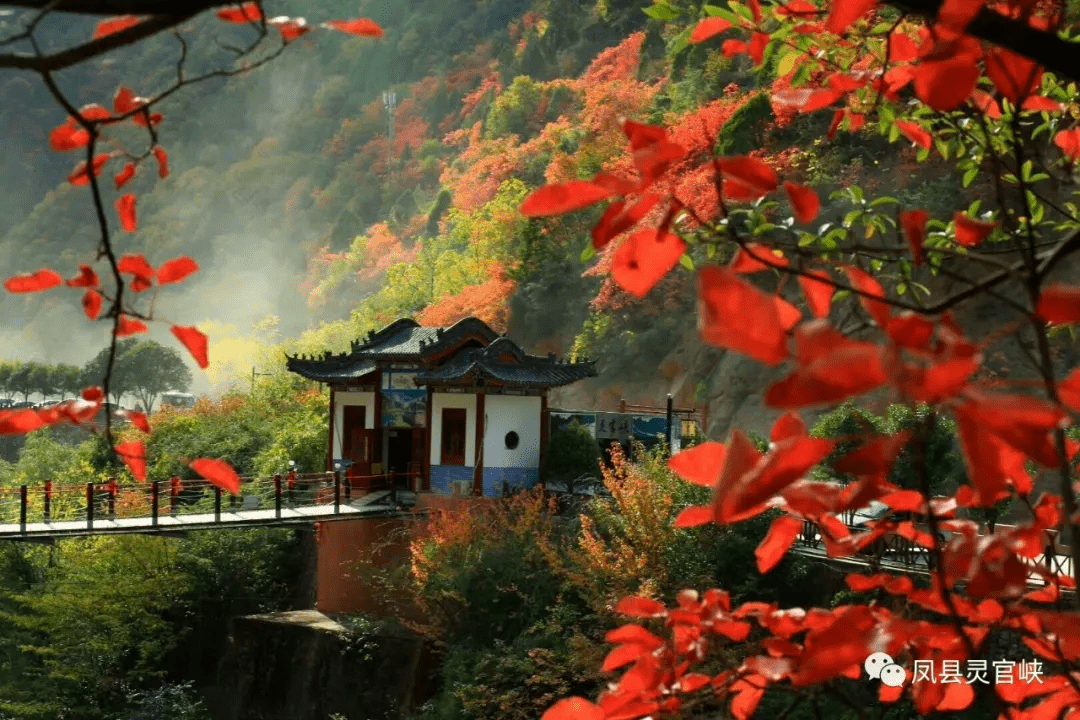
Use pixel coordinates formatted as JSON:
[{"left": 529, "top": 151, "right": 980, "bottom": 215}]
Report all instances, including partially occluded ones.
[{"left": 286, "top": 317, "right": 597, "bottom": 496}]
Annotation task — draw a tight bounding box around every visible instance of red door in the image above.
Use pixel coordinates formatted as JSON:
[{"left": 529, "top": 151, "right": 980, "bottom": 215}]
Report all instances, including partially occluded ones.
[
  {"left": 342, "top": 406, "right": 373, "bottom": 488},
  {"left": 441, "top": 408, "right": 466, "bottom": 466}
]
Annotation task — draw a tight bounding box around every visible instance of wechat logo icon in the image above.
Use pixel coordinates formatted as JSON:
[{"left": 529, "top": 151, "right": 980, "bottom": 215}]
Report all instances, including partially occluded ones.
[{"left": 865, "top": 652, "right": 907, "bottom": 688}]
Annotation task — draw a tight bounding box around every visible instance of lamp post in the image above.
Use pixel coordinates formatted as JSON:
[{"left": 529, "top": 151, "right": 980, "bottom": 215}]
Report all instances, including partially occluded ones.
[
  {"left": 251, "top": 366, "right": 272, "bottom": 393},
  {"left": 382, "top": 89, "right": 396, "bottom": 187}
]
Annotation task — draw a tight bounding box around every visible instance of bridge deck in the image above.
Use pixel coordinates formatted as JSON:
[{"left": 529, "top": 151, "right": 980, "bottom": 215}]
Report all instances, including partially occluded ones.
[
  {"left": 793, "top": 527, "right": 1075, "bottom": 591},
  {"left": 0, "top": 487, "right": 413, "bottom": 540}
]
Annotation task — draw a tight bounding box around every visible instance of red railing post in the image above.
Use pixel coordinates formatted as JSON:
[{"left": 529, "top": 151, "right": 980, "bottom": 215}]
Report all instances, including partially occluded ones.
[
  {"left": 107, "top": 477, "right": 116, "bottom": 519},
  {"left": 273, "top": 474, "right": 282, "bottom": 518},
  {"left": 169, "top": 475, "right": 182, "bottom": 517},
  {"left": 19, "top": 486, "right": 27, "bottom": 534},
  {"left": 43, "top": 480, "right": 51, "bottom": 522},
  {"left": 334, "top": 470, "right": 341, "bottom": 514},
  {"left": 86, "top": 482, "right": 94, "bottom": 530}
]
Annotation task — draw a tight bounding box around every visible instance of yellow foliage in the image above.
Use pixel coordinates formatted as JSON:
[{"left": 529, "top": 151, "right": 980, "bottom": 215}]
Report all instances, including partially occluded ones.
[{"left": 565, "top": 442, "right": 679, "bottom": 610}]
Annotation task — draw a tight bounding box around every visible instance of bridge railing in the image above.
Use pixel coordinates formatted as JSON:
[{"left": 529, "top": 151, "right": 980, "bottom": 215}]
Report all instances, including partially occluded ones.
[
  {"left": 796, "top": 517, "right": 1073, "bottom": 583},
  {"left": 0, "top": 469, "right": 414, "bottom": 534}
]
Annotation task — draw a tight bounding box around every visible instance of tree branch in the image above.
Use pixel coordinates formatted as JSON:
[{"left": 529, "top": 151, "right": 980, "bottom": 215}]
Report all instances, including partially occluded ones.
[
  {"left": 0, "top": 0, "right": 225, "bottom": 15},
  {"left": 890, "top": 0, "right": 1080, "bottom": 84},
  {"left": 0, "top": 10, "right": 199, "bottom": 71}
]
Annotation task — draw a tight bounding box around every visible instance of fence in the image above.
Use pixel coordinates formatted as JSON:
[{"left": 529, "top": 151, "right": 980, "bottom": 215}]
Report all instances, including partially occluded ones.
[
  {"left": 795, "top": 517, "right": 1074, "bottom": 584},
  {"left": 0, "top": 469, "right": 414, "bottom": 536}
]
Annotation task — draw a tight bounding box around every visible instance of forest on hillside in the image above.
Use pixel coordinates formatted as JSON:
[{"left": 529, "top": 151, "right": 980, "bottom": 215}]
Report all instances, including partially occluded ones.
[
  {"left": 4, "top": 0, "right": 1080, "bottom": 718},
  {"left": 0, "top": 0, "right": 969, "bottom": 411}
]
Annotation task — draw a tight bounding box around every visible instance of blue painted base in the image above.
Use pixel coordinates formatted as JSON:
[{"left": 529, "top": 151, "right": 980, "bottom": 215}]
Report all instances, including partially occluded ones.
[
  {"left": 430, "top": 465, "right": 473, "bottom": 494},
  {"left": 482, "top": 467, "right": 539, "bottom": 497}
]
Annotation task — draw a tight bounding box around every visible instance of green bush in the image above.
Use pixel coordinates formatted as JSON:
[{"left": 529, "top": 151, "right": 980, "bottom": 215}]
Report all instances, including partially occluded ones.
[
  {"left": 421, "top": 604, "right": 605, "bottom": 720},
  {"left": 540, "top": 425, "right": 601, "bottom": 491},
  {"left": 810, "top": 402, "right": 966, "bottom": 495}
]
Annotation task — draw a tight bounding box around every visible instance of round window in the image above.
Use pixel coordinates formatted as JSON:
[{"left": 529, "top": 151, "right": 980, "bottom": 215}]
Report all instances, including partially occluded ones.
[{"left": 504, "top": 431, "right": 520, "bottom": 450}]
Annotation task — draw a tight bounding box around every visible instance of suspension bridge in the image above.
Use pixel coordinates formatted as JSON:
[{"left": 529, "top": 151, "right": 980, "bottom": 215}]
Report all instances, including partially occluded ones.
[
  {"left": 0, "top": 472, "right": 415, "bottom": 541},
  {"left": 0, "top": 476, "right": 1071, "bottom": 593},
  {"left": 791, "top": 512, "right": 1075, "bottom": 593}
]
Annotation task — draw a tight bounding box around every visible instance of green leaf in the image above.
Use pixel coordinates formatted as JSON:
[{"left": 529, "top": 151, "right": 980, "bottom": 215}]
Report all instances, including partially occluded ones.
[
  {"left": 776, "top": 50, "right": 800, "bottom": 78},
  {"left": 703, "top": 4, "right": 740, "bottom": 22},
  {"left": 730, "top": 1, "right": 754, "bottom": 22},
  {"left": 791, "top": 62, "right": 812, "bottom": 88},
  {"left": 962, "top": 166, "right": 978, "bottom": 188},
  {"left": 843, "top": 209, "right": 863, "bottom": 228},
  {"left": 643, "top": 2, "right": 681, "bottom": 19},
  {"left": 1021, "top": 159, "right": 1035, "bottom": 182},
  {"left": 680, "top": 254, "right": 695, "bottom": 271},
  {"left": 580, "top": 244, "right": 596, "bottom": 263},
  {"left": 869, "top": 196, "right": 898, "bottom": 208},
  {"left": 668, "top": 27, "right": 691, "bottom": 56}
]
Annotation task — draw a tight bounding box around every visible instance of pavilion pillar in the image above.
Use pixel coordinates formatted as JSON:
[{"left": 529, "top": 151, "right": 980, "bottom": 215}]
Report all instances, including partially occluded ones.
[
  {"left": 539, "top": 392, "right": 548, "bottom": 471},
  {"left": 373, "top": 370, "right": 383, "bottom": 469},
  {"left": 326, "top": 387, "right": 336, "bottom": 472},
  {"left": 423, "top": 386, "right": 433, "bottom": 491},
  {"left": 473, "top": 391, "right": 485, "bottom": 496}
]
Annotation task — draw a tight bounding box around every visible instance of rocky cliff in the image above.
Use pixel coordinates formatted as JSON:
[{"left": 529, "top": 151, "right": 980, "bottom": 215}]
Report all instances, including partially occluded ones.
[{"left": 213, "top": 610, "right": 423, "bottom": 720}]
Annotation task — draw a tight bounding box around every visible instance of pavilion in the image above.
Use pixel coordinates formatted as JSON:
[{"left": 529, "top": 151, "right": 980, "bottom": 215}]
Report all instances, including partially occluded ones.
[{"left": 286, "top": 317, "right": 598, "bottom": 497}]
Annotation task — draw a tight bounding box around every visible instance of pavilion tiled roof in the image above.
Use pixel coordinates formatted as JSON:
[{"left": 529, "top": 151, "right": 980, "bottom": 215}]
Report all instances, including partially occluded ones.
[
  {"left": 286, "top": 317, "right": 596, "bottom": 388},
  {"left": 413, "top": 339, "right": 597, "bottom": 388},
  {"left": 347, "top": 317, "right": 498, "bottom": 357},
  {"left": 285, "top": 356, "right": 376, "bottom": 383}
]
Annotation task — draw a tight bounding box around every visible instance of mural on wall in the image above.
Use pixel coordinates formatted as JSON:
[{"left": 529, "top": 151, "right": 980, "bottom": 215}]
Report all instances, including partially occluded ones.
[
  {"left": 382, "top": 371, "right": 426, "bottom": 428},
  {"left": 632, "top": 415, "right": 681, "bottom": 452},
  {"left": 595, "top": 412, "right": 631, "bottom": 441},
  {"left": 549, "top": 412, "right": 597, "bottom": 437},
  {"left": 549, "top": 411, "right": 681, "bottom": 451}
]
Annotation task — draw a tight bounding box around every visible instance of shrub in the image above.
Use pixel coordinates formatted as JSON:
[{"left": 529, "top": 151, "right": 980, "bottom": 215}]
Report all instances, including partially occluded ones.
[{"left": 540, "top": 424, "right": 601, "bottom": 493}]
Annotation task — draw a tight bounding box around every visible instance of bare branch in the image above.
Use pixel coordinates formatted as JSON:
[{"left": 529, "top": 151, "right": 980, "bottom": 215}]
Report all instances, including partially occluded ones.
[
  {"left": 889, "top": 0, "right": 1080, "bottom": 84},
  {"left": 0, "top": 0, "right": 226, "bottom": 15},
  {"left": 0, "top": 10, "right": 199, "bottom": 71}
]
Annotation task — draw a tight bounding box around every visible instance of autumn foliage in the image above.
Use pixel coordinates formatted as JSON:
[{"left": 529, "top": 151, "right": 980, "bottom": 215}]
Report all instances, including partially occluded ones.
[
  {"left": 518, "top": 0, "right": 1080, "bottom": 716},
  {"left": 3, "top": 5, "right": 384, "bottom": 495}
]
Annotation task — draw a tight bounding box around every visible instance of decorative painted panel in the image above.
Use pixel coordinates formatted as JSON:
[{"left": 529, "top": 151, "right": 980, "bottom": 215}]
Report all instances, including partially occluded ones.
[
  {"left": 595, "top": 412, "right": 631, "bottom": 440},
  {"left": 430, "top": 464, "right": 475, "bottom": 495},
  {"left": 482, "top": 467, "right": 539, "bottom": 496},
  {"left": 381, "top": 389, "right": 427, "bottom": 428},
  {"left": 548, "top": 412, "right": 596, "bottom": 437}
]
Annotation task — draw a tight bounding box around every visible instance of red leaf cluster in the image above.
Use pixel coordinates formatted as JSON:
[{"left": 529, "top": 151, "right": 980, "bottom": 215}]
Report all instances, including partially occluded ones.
[
  {"left": 49, "top": 118, "right": 90, "bottom": 153},
  {"left": 4, "top": 269, "right": 62, "bottom": 294},
  {"left": 323, "top": 18, "right": 384, "bottom": 37},
  {"left": 68, "top": 153, "right": 113, "bottom": 186},
  {"left": 216, "top": 2, "right": 262, "bottom": 23},
  {"left": 189, "top": 458, "right": 241, "bottom": 494},
  {"left": 172, "top": 325, "right": 209, "bottom": 368},
  {"left": 116, "top": 193, "right": 137, "bottom": 232},
  {"left": 92, "top": 15, "right": 143, "bottom": 39},
  {"left": 114, "top": 440, "right": 147, "bottom": 481}
]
